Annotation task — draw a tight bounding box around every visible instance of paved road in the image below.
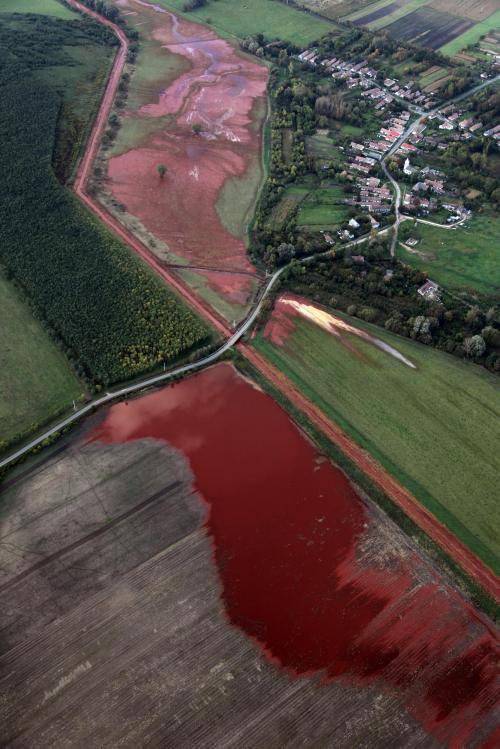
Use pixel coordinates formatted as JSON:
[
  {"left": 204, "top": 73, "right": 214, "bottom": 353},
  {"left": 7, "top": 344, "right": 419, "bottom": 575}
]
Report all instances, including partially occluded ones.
[
  {"left": 381, "top": 160, "right": 400, "bottom": 257},
  {"left": 400, "top": 214, "right": 468, "bottom": 230}
]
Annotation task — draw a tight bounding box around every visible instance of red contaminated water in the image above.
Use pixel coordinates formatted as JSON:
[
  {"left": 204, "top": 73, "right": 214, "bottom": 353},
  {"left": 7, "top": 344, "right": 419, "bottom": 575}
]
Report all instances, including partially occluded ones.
[
  {"left": 107, "top": 1, "right": 267, "bottom": 309},
  {"left": 90, "top": 364, "right": 499, "bottom": 746}
]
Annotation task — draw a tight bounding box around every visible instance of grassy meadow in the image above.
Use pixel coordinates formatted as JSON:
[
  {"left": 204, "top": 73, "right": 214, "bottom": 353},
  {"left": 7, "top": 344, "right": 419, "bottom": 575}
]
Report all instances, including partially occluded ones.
[
  {"left": 254, "top": 307, "right": 500, "bottom": 572},
  {"left": 398, "top": 213, "right": 500, "bottom": 297},
  {"left": 156, "top": 0, "right": 336, "bottom": 45},
  {"left": 297, "top": 185, "right": 349, "bottom": 227},
  {"left": 0, "top": 0, "right": 76, "bottom": 18},
  {"left": 0, "top": 274, "right": 82, "bottom": 448}
]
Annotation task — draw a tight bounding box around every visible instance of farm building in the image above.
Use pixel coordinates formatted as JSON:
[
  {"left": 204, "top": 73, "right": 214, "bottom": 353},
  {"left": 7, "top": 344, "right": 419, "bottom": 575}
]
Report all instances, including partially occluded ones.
[{"left": 418, "top": 280, "right": 440, "bottom": 301}]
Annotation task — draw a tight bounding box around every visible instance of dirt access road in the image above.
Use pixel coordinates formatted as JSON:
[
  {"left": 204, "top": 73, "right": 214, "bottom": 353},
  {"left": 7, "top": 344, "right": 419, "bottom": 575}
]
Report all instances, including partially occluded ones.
[{"left": 66, "top": 0, "right": 498, "bottom": 603}]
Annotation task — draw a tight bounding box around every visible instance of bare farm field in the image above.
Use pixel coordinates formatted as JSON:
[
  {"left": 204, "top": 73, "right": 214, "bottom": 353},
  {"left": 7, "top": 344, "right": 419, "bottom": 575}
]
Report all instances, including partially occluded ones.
[
  {"left": 350, "top": 0, "right": 428, "bottom": 28},
  {"left": 299, "top": 0, "right": 377, "bottom": 20},
  {"left": 430, "top": 0, "right": 499, "bottom": 23},
  {"left": 383, "top": 7, "right": 474, "bottom": 49}
]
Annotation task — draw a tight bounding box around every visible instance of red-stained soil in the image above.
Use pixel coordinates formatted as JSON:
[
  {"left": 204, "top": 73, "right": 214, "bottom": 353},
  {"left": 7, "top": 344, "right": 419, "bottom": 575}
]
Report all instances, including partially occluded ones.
[
  {"left": 90, "top": 363, "right": 499, "bottom": 748},
  {"left": 263, "top": 295, "right": 300, "bottom": 345},
  {"left": 263, "top": 294, "right": 415, "bottom": 366},
  {"left": 106, "top": 0, "right": 267, "bottom": 310},
  {"left": 195, "top": 268, "right": 256, "bottom": 306}
]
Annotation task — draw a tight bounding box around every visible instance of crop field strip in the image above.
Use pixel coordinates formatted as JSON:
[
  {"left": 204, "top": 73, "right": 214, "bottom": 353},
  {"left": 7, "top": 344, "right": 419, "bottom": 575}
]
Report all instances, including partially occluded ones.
[
  {"left": 345, "top": 0, "right": 500, "bottom": 53},
  {"left": 300, "top": 0, "right": 376, "bottom": 20},
  {"left": 430, "top": 0, "right": 499, "bottom": 23},
  {"left": 0, "top": 531, "right": 437, "bottom": 749},
  {"left": 347, "top": 0, "right": 430, "bottom": 25},
  {"left": 381, "top": 7, "right": 474, "bottom": 49}
]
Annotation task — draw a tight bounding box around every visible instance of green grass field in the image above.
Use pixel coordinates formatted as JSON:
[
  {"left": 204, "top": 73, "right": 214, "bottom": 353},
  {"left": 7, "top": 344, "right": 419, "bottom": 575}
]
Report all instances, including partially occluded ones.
[
  {"left": 297, "top": 202, "right": 347, "bottom": 225},
  {"left": 419, "top": 66, "right": 448, "bottom": 88},
  {"left": 216, "top": 95, "right": 269, "bottom": 242},
  {"left": 0, "top": 0, "right": 76, "bottom": 18},
  {"left": 306, "top": 132, "right": 345, "bottom": 164},
  {"left": 0, "top": 274, "right": 82, "bottom": 448},
  {"left": 156, "top": 0, "right": 336, "bottom": 45},
  {"left": 297, "top": 185, "right": 349, "bottom": 226},
  {"left": 217, "top": 151, "right": 266, "bottom": 241},
  {"left": 440, "top": 9, "right": 500, "bottom": 56},
  {"left": 398, "top": 213, "right": 500, "bottom": 297},
  {"left": 254, "top": 307, "right": 500, "bottom": 572}
]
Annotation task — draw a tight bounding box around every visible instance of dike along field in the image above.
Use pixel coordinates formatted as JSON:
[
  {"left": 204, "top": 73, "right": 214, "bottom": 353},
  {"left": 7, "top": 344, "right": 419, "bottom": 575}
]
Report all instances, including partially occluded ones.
[
  {"left": 102, "top": 0, "right": 269, "bottom": 323},
  {"left": 254, "top": 295, "right": 500, "bottom": 574},
  {"left": 0, "top": 363, "right": 498, "bottom": 747}
]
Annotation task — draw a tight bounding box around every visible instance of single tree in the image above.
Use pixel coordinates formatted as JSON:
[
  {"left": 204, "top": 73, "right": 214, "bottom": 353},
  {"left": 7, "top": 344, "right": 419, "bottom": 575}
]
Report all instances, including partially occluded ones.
[
  {"left": 192, "top": 123, "right": 202, "bottom": 135},
  {"left": 157, "top": 164, "right": 167, "bottom": 179},
  {"left": 464, "top": 335, "right": 486, "bottom": 358}
]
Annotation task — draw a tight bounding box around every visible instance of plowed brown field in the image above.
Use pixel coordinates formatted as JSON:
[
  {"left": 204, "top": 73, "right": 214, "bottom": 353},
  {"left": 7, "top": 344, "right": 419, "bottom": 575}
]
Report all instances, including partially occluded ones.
[{"left": 430, "top": 0, "right": 499, "bottom": 23}]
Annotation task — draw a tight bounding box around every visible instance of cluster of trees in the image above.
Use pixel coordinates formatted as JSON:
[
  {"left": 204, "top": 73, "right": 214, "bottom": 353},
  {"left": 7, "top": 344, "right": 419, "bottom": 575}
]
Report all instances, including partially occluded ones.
[
  {"left": 183, "top": 0, "right": 208, "bottom": 10},
  {"left": 0, "top": 13, "right": 208, "bottom": 389},
  {"left": 282, "top": 249, "right": 500, "bottom": 372},
  {"left": 470, "top": 89, "right": 500, "bottom": 128},
  {"left": 67, "top": 0, "right": 138, "bottom": 40},
  {"left": 438, "top": 71, "right": 477, "bottom": 101}
]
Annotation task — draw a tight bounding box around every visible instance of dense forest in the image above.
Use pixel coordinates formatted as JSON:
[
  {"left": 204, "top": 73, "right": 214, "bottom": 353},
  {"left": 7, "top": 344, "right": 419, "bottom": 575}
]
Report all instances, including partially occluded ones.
[{"left": 0, "top": 13, "right": 209, "bottom": 389}]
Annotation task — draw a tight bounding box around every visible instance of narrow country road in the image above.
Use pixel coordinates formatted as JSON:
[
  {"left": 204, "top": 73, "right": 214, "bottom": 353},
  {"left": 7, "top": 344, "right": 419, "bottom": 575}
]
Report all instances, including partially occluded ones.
[
  {"left": 2, "top": 1, "right": 498, "bottom": 603},
  {"left": 400, "top": 214, "right": 469, "bottom": 229}
]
